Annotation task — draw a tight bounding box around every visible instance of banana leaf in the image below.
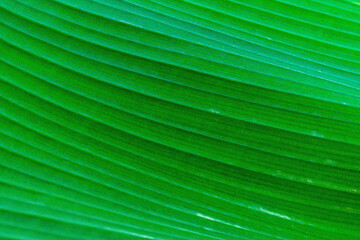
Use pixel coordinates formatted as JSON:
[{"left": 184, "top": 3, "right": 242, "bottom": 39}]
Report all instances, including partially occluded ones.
[{"left": 0, "top": 0, "right": 359, "bottom": 239}]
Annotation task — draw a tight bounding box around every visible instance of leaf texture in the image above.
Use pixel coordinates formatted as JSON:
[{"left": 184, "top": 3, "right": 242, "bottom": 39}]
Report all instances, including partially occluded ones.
[{"left": 0, "top": 0, "right": 360, "bottom": 239}]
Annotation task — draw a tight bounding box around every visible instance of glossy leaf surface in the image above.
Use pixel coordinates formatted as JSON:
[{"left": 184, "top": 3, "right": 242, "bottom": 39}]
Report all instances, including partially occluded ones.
[{"left": 0, "top": 0, "right": 360, "bottom": 239}]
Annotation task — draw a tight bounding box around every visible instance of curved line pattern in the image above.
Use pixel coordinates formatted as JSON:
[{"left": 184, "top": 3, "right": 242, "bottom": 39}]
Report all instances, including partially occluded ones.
[{"left": 0, "top": 0, "right": 359, "bottom": 239}]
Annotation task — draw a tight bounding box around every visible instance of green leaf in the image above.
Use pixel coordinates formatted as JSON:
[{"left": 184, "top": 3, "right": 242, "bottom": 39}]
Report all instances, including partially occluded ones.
[{"left": 0, "top": 0, "right": 359, "bottom": 239}]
